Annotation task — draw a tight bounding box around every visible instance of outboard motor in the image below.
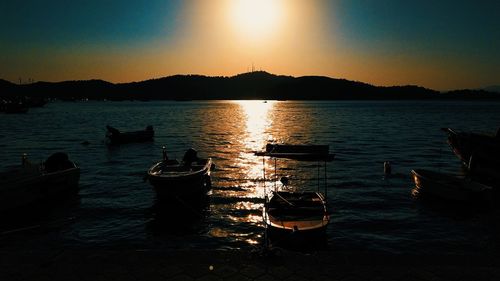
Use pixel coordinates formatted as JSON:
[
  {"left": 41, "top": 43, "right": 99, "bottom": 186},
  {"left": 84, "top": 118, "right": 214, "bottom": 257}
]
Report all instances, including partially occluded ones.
[
  {"left": 44, "top": 152, "right": 72, "bottom": 173},
  {"left": 280, "top": 176, "right": 289, "bottom": 187},
  {"left": 106, "top": 125, "right": 120, "bottom": 135},
  {"left": 183, "top": 148, "right": 198, "bottom": 166}
]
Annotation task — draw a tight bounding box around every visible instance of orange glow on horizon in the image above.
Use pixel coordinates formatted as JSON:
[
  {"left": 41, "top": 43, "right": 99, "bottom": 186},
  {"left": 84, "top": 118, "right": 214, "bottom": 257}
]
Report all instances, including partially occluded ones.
[{"left": 2, "top": 1, "right": 498, "bottom": 91}]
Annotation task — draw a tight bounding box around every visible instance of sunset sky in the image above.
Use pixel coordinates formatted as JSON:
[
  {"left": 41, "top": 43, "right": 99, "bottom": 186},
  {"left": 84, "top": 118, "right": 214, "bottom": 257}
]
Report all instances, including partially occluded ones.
[{"left": 1, "top": 0, "right": 499, "bottom": 90}]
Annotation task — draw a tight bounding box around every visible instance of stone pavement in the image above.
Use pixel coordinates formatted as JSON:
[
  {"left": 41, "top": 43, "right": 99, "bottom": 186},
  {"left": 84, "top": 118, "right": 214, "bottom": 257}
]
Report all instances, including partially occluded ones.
[{"left": 1, "top": 249, "right": 500, "bottom": 281}]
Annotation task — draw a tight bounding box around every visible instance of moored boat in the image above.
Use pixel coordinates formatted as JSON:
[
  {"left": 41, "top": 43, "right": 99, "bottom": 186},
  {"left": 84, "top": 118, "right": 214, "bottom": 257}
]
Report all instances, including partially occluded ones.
[
  {"left": 442, "top": 128, "right": 500, "bottom": 185},
  {"left": 442, "top": 128, "right": 500, "bottom": 167},
  {"left": 0, "top": 153, "right": 80, "bottom": 211},
  {"left": 105, "top": 125, "right": 154, "bottom": 145},
  {"left": 257, "top": 143, "right": 334, "bottom": 247},
  {"left": 263, "top": 190, "right": 329, "bottom": 245},
  {"left": 147, "top": 148, "right": 213, "bottom": 203},
  {"left": 411, "top": 169, "right": 492, "bottom": 202}
]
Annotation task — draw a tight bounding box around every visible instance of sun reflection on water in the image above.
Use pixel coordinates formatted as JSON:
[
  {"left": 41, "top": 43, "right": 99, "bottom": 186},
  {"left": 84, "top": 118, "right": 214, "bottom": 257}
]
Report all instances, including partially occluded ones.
[
  {"left": 211, "top": 100, "right": 281, "bottom": 246},
  {"left": 233, "top": 100, "right": 277, "bottom": 195},
  {"left": 234, "top": 100, "right": 275, "bottom": 151}
]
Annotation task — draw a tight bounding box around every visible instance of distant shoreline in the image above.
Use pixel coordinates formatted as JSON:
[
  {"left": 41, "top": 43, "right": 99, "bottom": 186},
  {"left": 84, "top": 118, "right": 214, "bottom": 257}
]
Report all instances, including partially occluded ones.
[{"left": 1, "top": 71, "right": 499, "bottom": 101}]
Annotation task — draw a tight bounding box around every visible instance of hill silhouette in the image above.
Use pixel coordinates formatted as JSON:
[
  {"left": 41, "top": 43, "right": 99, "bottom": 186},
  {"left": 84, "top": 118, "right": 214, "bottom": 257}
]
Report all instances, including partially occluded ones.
[{"left": 1, "top": 72, "right": 499, "bottom": 101}]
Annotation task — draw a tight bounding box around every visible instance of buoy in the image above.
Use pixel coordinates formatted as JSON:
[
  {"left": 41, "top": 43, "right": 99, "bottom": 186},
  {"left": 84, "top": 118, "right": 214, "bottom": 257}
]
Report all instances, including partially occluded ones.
[
  {"left": 384, "top": 161, "right": 392, "bottom": 175},
  {"left": 22, "top": 153, "right": 28, "bottom": 166}
]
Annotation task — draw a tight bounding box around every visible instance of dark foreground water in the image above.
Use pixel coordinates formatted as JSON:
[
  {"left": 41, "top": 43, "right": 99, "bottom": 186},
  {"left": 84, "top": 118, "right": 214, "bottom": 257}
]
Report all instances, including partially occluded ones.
[{"left": 1, "top": 100, "right": 500, "bottom": 254}]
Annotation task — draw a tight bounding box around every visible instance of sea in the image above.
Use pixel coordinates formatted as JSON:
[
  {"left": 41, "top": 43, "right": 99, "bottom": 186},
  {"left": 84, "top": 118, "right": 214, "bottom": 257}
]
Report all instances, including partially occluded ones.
[{"left": 1, "top": 100, "right": 500, "bottom": 255}]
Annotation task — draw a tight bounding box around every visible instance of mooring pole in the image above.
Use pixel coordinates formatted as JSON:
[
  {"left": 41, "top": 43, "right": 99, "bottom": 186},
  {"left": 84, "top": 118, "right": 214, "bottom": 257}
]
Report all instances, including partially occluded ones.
[
  {"left": 324, "top": 160, "right": 328, "bottom": 202},
  {"left": 317, "top": 160, "right": 320, "bottom": 192},
  {"left": 263, "top": 156, "right": 266, "bottom": 196},
  {"left": 274, "top": 158, "right": 277, "bottom": 192}
]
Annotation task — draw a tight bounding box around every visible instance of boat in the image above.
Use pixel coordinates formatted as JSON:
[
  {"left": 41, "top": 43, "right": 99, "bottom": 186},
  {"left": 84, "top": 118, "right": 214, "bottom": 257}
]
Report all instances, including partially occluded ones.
[
  {"left": 411, "top": 169, "right": 492, "bottom": 202},
  {"left": 147, "top": 147, "right": 213, "bottom": 203},
  {"left": 0, "top": 152, "right": 80, "bottom": 211},
  {"left": 105, "top": 125, "right": 154, "bottom": 145},
  {"left": 441, "top": 128, "right": 500, "bottom": 184},
  {"left": 256, "top": 143, "right": 334, "bottom": 247},
  {"left": 441, "top": 128, "right": 500, "bottom": 167},
  {"left": 264, "top": 188, "right": 330, "bottom": 244}
]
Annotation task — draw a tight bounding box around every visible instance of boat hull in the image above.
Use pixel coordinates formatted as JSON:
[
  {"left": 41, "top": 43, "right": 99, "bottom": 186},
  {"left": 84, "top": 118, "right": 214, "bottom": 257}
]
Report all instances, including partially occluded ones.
[
  {"left": 149, "top": 173, "right": 210, "bottom": 201},
  {"left": 411, "top": 169, "right": 492, "bottom": 202},
  {"left": 444, "top": 128, "right": 500, "bottom": 168},
  {"left": 265, "top": 222, "right": 328, "bottom": 247},
  {"left": 148, "top": 158, "right": 212, "bottom": 203},
  {"left": 0, "top": 166, "right": 80, "bottom": 211},
  {"left": 443, "top": 128, "right": 500, "bottom": 186},
  {"left": 263, "top": 191, "right": 329, "bottom": 247},
  {"left": 106, "top": 126, "right": 154, "bottom": 145}
]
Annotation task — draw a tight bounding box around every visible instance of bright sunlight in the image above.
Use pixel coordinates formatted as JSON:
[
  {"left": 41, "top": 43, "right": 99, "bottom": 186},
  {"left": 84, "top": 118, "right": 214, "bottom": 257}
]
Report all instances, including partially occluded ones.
[{"left": 229, "top": 0, "right": 285, "bottom": 41}]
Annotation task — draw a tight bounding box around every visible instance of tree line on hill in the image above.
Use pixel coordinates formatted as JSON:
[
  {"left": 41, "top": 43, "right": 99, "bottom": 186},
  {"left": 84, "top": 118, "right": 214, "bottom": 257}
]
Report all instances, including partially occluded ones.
[{"left": 1, "top": 71, "right": 499, "bottom": 101}]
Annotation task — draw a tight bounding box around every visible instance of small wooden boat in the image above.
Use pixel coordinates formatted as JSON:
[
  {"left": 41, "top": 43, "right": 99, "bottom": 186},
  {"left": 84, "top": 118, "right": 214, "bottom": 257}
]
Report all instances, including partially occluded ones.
[
  {"left": 105, "top": 125, "right": 154, "bottom": 145},
  {"left": 442, "top": 128, "right": 500, "bottom": 167},
  {"left": 263, "top": 190, "right": 329, "bottom": 243},
  {"left": 257, "top": 143, "right": 333, "bottom": 247},
  {"left": 0, "top": 153, "right": 80, "bottom": 211},
  {"left": 442, "top": 128, "right": 500, "bottom": 185},
  {"left": 411, "top": 169, "right": 492, "bottom": 202},
  {"left": 147, "top": 148, "right": 213, "bottom": 202}
]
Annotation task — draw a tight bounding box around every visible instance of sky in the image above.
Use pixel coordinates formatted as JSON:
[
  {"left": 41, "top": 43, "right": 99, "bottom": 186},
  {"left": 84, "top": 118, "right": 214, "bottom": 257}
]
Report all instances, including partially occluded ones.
[{"left": 1, "top": 0, "right": 499, "bottom": 90}]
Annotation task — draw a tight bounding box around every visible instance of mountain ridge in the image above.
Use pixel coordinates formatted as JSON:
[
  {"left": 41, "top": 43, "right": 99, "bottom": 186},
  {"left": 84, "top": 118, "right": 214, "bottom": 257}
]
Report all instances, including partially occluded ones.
[{"left": 1, "top": 72, "right": 498, "bottom": 100}]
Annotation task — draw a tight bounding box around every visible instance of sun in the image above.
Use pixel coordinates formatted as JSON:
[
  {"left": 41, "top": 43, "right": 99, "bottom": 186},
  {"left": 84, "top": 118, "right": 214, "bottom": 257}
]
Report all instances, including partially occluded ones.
[{"left": 229, "top": 0, "right": 284, "bottom": 41}]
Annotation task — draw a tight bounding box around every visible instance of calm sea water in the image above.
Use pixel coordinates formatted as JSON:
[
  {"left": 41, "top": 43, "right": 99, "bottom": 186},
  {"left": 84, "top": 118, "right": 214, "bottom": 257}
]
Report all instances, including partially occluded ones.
[{"left": 1, "top": 100, "right": 500, "bottom": 254}]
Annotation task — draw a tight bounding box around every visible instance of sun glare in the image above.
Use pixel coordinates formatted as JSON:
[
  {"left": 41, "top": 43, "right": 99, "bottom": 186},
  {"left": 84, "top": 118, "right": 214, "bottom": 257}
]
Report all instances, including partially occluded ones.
[{"left": 229, "top": 0, "right": 284, "bottom": 40}]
